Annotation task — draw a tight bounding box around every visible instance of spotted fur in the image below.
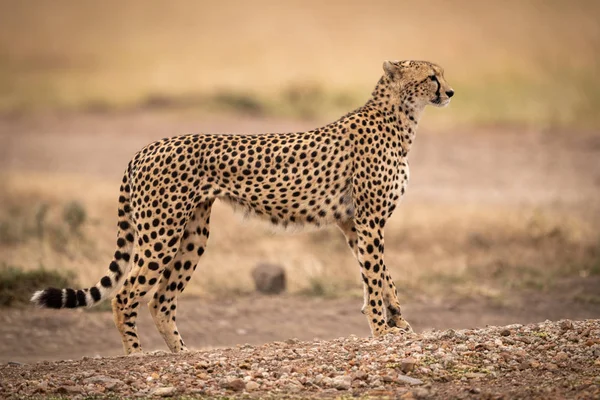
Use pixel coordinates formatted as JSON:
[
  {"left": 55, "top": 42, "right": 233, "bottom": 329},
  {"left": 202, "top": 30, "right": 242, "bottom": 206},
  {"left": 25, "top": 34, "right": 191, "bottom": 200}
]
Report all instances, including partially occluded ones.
[{"left": 31, "top": 60, "right": 453, "bottom": 354}]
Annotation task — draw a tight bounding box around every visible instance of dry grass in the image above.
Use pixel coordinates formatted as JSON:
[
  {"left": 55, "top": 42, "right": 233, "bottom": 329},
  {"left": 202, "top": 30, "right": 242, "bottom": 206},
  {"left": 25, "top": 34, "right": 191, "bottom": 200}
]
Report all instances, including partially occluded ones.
[
  {"left": 0, "top": 1, "right": 599, "bottom": 127},
  {"left": 2, "top": 172, "right": 598, "bottom": 306}
]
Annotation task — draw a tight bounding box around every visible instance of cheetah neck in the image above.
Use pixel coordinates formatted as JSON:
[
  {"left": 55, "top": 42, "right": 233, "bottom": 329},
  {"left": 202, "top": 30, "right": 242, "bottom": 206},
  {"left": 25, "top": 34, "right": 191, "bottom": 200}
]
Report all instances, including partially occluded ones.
[{"left": 366, "top": 76, "right": 425, "bottom": 155}]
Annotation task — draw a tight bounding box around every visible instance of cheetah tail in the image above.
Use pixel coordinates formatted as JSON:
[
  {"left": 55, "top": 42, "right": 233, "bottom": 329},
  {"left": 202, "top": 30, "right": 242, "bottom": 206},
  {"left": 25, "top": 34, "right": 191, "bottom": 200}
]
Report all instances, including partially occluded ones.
[{"left": 31, "top": 166, "right": 136, "bottom": 309}]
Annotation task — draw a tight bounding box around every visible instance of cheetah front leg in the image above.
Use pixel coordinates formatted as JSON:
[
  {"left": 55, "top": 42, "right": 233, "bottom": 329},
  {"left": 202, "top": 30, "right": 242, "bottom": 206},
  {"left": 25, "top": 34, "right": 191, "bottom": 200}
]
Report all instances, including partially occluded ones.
[{"left": 337, "top": 220, "right": 412, "bottom": 334}]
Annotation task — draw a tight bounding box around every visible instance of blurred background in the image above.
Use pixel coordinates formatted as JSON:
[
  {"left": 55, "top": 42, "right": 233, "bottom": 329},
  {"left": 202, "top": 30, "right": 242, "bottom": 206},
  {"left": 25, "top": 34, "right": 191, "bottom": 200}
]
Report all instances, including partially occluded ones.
[{"left": 0, "top": 0, "right": 599, "bottom": 362}]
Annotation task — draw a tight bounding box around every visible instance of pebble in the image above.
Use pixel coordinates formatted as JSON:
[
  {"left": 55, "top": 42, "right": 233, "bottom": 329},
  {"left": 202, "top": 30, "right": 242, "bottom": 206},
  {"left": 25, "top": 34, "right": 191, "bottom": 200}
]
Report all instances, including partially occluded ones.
[
  {"left": 465, "top": 372, "right": 486, "bottom": 379},
  {"left": 401, "top": 357, "right": 417, "bottom": 373},
  {"left": 331, "top": 375, "right": 352, "bottom": 390},
  {"left": 150, "top": 386, "right": 176, "bottom": 397},
  {"left": 221, "top": 378, "right": 245, "bottom": 392},
  {"left": 83, "top": 375, "right": 122, "bottom": 390},
  {"left": 397, "top": 374, "right": 423, "bottom": 385}
]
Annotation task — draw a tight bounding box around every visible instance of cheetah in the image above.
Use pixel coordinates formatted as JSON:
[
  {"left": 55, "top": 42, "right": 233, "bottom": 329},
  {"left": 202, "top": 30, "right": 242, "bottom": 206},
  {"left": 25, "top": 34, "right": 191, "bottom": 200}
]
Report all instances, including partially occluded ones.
[{"left": 31, "top": 60, "right": 454, "bottom": 355}]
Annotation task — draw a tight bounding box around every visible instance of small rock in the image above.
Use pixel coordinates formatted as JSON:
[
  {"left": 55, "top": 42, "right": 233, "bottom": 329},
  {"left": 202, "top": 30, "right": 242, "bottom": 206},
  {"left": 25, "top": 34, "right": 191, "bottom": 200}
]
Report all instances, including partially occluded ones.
[
  {"left": 54, "top": 386, "right": 82, "bottom": 395},
  {"left": 332, "top": 375, "right": 352, "bottom": 390},
  {"left": 222, "top": 378, "right": 245, "bottom": 392},
  {"left": 465, "top": 372, "right": 486, "bottom": 379},
  {"left": 545, "top": 363, "right": 559, "bottom": 371},
  {"left": 554, "top": 352, "right": 568, "bottom": 363},
  {"left": 83, "top": 375, "right": 122, "bottom": 390},
  {"left": 469, "top": 387, "right": 481, "bottom": 394},
  {"left": 401, "top": 357, "right": 417, "bottom": 373},
  {"left": 286, "top": 382, "right": 303, "bottom": 392},
  {"left": 441, "top": 329, "right": 456, "bottom": 339},
  {"left": 500, "top": 329, "right": 511, "bottom": 337},
  {"left": 353, "top": 370, "right": 368, "bottom": 380},
  {"left": 518, "top": 360, "right": 531, "bottom": 370},
  {"left": 251, "top": 263, "right": 286, "bottom": 294},
  {"left": 560, "top": 320, "right": 574, "bottom": 331},
  {"left": 397, "top": 374, "right": 423, "bottom": 385},
  {"left": 245, "top": 381, "right": 259, "bottom": 391},
  {"left": 150, "top": 386, "right": 176, "bottom": 397}
]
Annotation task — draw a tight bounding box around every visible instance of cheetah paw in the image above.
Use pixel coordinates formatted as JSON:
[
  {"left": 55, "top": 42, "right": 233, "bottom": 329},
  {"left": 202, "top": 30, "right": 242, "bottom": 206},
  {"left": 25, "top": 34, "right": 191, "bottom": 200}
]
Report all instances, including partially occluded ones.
[{"left": 387, "top": 316, "right": 413, "bottom": 333}]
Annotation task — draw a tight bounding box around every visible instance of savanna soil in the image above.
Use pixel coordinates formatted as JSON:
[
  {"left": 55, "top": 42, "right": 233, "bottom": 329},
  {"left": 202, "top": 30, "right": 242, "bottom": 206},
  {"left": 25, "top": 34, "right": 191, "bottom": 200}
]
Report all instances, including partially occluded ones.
[{"left": 1, "top": 318, "right": 599, "bottom": 399}]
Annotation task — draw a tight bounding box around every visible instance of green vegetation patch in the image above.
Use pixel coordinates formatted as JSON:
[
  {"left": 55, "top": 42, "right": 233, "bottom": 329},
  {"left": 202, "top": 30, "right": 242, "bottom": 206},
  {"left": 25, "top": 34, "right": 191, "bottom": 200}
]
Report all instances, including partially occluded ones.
[{"left": 0, "top": 264, "right": 76, "bottom": 307}]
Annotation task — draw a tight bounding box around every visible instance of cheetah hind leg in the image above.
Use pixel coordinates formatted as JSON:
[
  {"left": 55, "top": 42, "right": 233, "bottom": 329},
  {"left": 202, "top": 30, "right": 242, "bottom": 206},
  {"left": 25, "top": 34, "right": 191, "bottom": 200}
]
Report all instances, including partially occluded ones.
[
  {"left": 112, "top": 222, "right": 187, "bottom": 355},
  {"left": 148, "top": 200, "right": 213, "bottom": 353}
]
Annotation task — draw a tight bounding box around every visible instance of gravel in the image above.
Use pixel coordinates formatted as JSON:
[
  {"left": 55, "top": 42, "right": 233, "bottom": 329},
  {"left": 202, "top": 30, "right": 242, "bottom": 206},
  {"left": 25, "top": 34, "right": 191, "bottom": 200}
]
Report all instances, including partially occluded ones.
[{"left": 1, "top": 319, "right": 599, "bottom": 399}]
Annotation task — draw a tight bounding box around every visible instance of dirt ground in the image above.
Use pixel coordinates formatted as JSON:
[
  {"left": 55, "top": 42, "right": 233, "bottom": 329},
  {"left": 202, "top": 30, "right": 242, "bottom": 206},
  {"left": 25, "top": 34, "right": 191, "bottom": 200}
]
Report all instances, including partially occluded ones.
[
  {"left": 1, "top": 319, "right": 599, "bottom": 399},
  {"left": 1, "top": 112, "right": 599, "bottom": 398},
  {"left": 2, "top": 294, "right": 600, "bottom": 365}
]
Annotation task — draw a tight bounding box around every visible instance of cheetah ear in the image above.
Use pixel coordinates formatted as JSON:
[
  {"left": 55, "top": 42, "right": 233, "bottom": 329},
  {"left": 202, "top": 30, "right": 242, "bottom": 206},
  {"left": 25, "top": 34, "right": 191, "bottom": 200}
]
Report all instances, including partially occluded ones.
[{"left": 382, "top": 61, "right": 397, "bottom": 78}]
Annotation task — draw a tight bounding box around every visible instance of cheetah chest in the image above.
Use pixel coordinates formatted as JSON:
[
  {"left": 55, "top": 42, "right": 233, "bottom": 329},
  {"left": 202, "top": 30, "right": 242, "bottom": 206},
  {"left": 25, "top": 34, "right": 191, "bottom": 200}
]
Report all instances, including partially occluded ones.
[{"left": 386, "top": 159, "right": 409, "bottom": 217}]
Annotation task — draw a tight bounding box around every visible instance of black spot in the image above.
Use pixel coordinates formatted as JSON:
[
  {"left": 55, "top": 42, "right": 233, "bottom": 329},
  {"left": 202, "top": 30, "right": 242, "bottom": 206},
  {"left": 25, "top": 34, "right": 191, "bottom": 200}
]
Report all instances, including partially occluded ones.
[
  {"left": 138, "top": 276, "right": 146, "bottom": 284},
  {"left": 63, "top": 288, "right": 77, "bottom": 308},
  {"left": 149, "top": 278, "right": 157, "bottom": 285},
  {"left": 109, "top": 261, "right": 120, "bottom": 273},
  {"left": 37, "top": 288, "right": 62, "bottom": 309},
  {"left": 163, "top": 269, "right": 172, "bottom": 279},
  {"left": 148, "top": 262, "right": 159, "bottom": 271},
  {"left": 76, "top": 289, "right": 87, "bottom": 307},
  {"left": 100, "top": 276, "right": 112, "bottom": 288},
  {"left": 167, "top": 236, "right": 179, "bottom": 248},
  {"left": 90, "top": 287, "right": 101, "bottom": 302},
  {"left": 116, "top": 238, "right": 126, "bottom": 248},
  {"left": 154, "top": 242, "right": 163, "bottom": 252},
  {"left": 119, "top": 221, "right": 130, "bottom": 230}
]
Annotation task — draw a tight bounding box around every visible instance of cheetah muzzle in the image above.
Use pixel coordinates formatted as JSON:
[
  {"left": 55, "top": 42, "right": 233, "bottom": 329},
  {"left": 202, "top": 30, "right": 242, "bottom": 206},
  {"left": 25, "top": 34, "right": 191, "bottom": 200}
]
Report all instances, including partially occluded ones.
[{"left": 31, "top": 60, "right": 453, "bottom": 354}]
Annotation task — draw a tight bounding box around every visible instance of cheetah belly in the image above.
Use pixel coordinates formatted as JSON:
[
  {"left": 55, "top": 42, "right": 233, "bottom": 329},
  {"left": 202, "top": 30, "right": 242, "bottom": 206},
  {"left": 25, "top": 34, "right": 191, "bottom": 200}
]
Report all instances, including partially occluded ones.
[{"left": 221, "top": 182, "right": 354, "bottom": 228}]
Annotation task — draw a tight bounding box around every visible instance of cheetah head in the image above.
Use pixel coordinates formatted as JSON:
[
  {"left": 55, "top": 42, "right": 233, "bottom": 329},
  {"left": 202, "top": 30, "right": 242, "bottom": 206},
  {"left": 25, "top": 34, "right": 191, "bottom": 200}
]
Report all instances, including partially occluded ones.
[{"left": 383, "top": 60, "right": 454, "bottom": 108}]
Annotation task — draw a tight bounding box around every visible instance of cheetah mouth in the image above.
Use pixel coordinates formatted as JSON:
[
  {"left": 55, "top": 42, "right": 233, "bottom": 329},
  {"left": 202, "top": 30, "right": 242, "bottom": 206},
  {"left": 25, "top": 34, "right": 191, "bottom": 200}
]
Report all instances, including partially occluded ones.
[{"left": 431, "top": 96, "right": 450, "bottom": 107}]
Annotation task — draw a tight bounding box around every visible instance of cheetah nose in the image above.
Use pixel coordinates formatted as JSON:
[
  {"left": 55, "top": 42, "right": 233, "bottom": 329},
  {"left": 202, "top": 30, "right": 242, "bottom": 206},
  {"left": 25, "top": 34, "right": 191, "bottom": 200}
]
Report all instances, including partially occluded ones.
[{"left": 445, "top": 90, "right": 454, "bottom": 98}]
